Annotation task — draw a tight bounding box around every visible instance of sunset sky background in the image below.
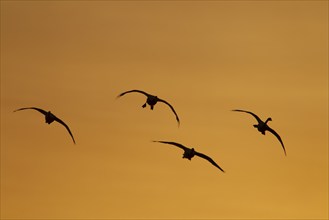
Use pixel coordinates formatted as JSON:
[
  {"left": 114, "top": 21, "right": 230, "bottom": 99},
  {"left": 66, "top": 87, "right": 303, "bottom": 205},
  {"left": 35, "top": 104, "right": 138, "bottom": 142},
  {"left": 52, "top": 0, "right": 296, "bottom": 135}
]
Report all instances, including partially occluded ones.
[{"left": 1, "top": 1, "right": 328, "bottom": 219}]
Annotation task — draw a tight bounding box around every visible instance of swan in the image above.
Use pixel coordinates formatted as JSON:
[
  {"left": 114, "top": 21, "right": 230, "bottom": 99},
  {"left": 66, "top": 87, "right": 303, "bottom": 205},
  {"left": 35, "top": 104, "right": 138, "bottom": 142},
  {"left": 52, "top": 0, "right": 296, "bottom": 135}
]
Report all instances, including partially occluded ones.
[
  {"left": 117, "top": 90, "right": 180, "bottom": 126},
  {"left": 232, "top": 109, "right": 286, "bottom": 156},
  {"left": 153, "top": 141, "right": 225, "bottom": 172},
  {"left": 14, "top": 107, "right": 76, "bottom": 144}
]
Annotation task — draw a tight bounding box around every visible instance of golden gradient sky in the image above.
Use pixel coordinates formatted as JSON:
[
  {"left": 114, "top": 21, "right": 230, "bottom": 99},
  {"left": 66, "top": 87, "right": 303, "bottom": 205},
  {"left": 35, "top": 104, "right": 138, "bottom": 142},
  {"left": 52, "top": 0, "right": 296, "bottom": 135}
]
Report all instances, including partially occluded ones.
[{"left": 1, "top": 1, "right": 328, "bottom": 219}]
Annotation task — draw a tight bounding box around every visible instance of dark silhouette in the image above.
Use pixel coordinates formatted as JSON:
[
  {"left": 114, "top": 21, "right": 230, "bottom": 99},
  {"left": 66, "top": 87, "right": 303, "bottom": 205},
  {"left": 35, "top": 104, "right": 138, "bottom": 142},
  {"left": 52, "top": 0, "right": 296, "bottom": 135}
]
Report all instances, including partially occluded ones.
[
  {"left": 14, "top": 107, "right": 76, "bottom": 144},
  {"left": 153, "top": 141, "right": 225, "bottom": 172},
  {"left": 232, "top": 109, "right": 286, "bottom": 156},
  {"left": 117, "top": 90, "right": 180, "bottom": 126}
]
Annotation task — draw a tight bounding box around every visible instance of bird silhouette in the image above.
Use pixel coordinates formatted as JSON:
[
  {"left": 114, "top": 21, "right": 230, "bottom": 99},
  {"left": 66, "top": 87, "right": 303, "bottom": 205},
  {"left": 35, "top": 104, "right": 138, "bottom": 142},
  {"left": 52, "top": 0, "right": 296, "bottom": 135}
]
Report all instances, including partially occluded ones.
[
  {"left": 117, "top": 90, "right": 180, "bottom": 126},
  {"left": 14, "top": 107, "right": 76, "bottom": 144},
  {"left": 153, "top": 141, "right": 225, "bottom": 172},
  {"left": 232, "top": 109, "right": 286, "bottom": 156}
]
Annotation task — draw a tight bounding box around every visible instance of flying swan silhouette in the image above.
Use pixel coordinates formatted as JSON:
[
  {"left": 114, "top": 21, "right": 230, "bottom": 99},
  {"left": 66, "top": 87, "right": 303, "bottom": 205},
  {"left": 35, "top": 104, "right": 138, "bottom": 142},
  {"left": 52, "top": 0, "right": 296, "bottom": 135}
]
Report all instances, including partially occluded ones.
[
  {"left": 14, "top": 107, "right": 76, "bottom": 144},
  {"left": 117, "top": 90, "right": 180, "bottom": 126},
  {"left": 153, "top": 141, "right": 225, "bottom": 172},
  {"left": 232, "top": 109, "right": 286, "bottom": 156}
]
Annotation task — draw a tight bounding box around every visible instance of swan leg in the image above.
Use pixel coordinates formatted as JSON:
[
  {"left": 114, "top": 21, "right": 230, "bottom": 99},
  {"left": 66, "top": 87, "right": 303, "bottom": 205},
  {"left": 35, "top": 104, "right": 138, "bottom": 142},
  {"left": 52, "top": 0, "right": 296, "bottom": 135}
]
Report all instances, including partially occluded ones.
[
  {"left": 150, "top": 105, "right": 154, "bottom": 110},
  {"left": 142, "top": 103, "right": 147, "bottom": 108}
]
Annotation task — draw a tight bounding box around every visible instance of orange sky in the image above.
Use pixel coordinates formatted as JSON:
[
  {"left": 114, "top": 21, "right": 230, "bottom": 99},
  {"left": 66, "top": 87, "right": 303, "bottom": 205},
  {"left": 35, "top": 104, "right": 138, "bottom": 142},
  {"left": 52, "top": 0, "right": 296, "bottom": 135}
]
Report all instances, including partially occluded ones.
[{"left": 1, "top": 1, "right": 328, "bottom": 219}]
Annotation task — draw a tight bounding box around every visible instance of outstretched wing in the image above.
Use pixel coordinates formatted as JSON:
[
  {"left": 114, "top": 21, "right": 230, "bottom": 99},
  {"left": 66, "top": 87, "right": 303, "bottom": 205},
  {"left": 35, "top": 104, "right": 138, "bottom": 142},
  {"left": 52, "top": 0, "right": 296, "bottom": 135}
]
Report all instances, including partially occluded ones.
[
  {"left": 153, "top": 141, "right": 188, "bottom": 151},
  {"left": 14, "top": 107, "right": 48, "bottom": 116},
  {"left": 194, "top": 151, "right": 225, "bottom": 172},
  {"left": 53, "top": 116, "right": 76, "bottom": 144},
  {"left": 157, "top": 98, "right": 180, "bottom": 126},
  {"left": 266, "top": 126, "right": 286, "bottom": 156},
  {"left": 117, "top": 90, "right": 149, "bottom": 98},
  {"left": 232, "top": 109, "right": 263, "bottom": 124}
]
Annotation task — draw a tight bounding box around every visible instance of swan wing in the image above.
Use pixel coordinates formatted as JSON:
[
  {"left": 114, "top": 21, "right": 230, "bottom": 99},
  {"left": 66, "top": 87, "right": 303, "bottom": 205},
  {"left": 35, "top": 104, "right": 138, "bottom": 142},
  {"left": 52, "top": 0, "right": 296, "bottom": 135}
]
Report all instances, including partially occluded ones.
[
  {"left": 232, "top": 109, "right": 263, "bottom": 124},
  {"left": 157, "top": 98, "right": 180, "bottom": 126},
  {"left": 194, "top": 151, "right": 225, "bottom": 172},
  {"left": 53, "top": 115, "right": 76, "bottom": 144},
  {"left": 266, "top": 126, "right": 286, "bottom": 156},
  {"left": 117, "top": 90, "right": 149, "bottom": 98},
  {"left": 153, "top": 141, "right": 188, "bottom": 151},
  {"left": 14, "top": 107, "right": 47, "bottom": 116}
]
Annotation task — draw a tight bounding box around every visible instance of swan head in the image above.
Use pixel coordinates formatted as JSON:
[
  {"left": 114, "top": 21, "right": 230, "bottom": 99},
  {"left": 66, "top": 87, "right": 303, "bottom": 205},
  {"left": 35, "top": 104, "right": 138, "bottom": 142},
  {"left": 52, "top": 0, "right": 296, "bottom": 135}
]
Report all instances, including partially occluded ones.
[{"left": 265, "top": 117, "right": 272, "bottom": 124}]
